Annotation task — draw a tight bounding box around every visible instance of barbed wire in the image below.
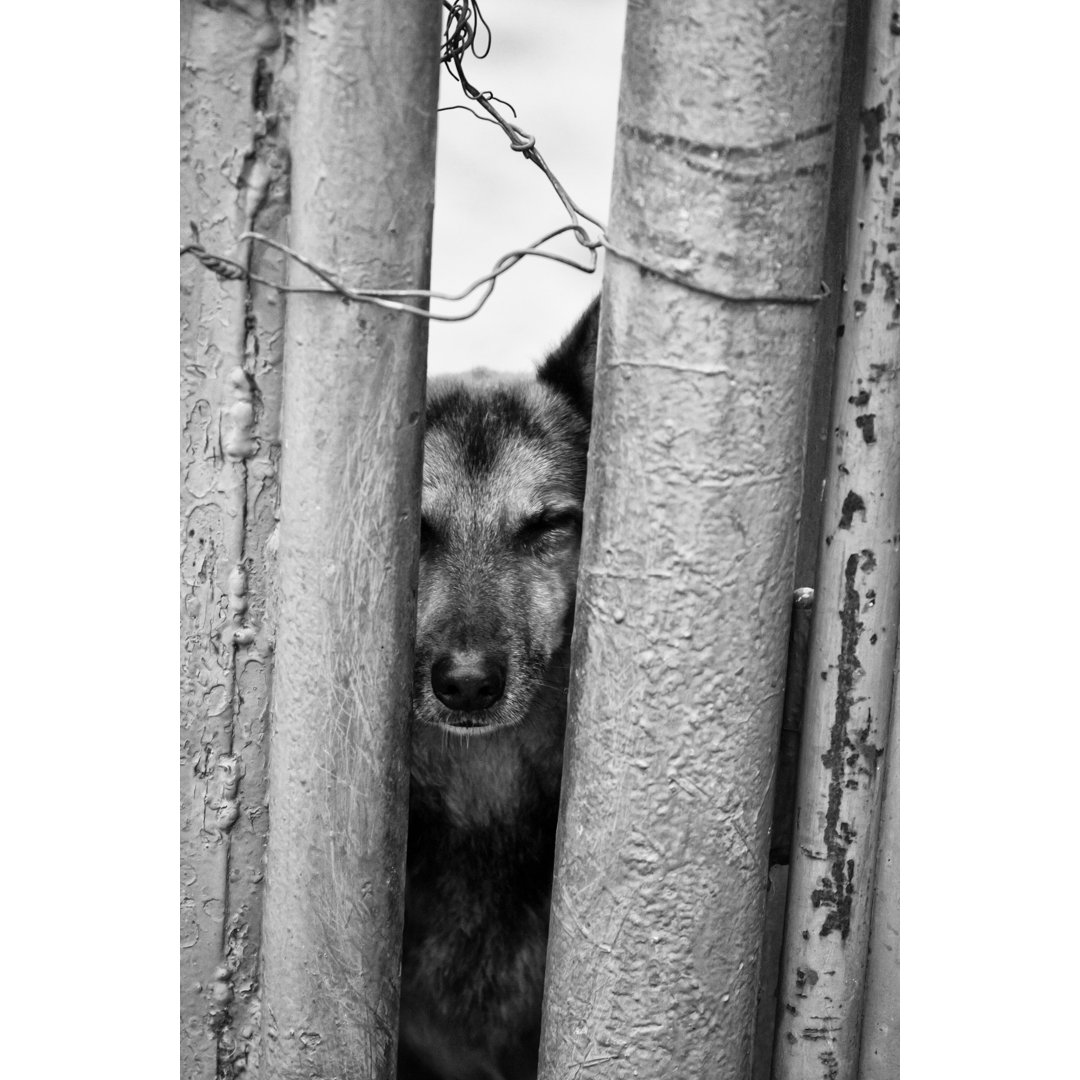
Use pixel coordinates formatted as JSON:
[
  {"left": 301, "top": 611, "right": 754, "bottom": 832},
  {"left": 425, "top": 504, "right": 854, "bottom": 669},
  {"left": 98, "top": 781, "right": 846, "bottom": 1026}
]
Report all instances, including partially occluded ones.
[{"left": 180, "top": 0, "right": 827, "bottom": 316}]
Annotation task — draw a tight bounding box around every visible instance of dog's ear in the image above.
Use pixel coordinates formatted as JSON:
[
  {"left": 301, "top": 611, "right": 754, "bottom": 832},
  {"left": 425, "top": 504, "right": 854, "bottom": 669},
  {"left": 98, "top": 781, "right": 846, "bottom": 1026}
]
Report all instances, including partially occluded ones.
[{"left": 537, "top": 296, "right": 600, "bottom": 422}]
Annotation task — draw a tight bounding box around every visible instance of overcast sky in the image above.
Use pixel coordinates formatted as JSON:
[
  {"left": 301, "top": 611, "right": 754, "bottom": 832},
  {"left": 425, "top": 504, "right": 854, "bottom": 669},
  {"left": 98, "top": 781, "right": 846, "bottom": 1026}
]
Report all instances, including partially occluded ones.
[{"left": 428, "top": 0, "right": 626, "bottom": 376}]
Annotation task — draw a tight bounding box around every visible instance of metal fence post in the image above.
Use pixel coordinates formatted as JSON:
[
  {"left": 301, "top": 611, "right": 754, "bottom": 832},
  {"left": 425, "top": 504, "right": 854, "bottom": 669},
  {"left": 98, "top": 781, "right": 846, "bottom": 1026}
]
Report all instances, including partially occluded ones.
[
  {"left": 257, "top": 2, "right": 440, "bottom": 1076},
  {"left": 538, "top": 2, "right": 849, "bottom": 1076},
  {"left": 772, "top": 1, "right": 900, "bottom": 1075}
]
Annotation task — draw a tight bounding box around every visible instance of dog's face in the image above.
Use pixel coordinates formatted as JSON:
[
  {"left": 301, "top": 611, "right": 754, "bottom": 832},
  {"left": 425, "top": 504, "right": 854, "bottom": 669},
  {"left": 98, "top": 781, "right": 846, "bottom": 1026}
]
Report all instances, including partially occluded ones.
[{"left": 413, "top": 302, "right": 598, "bottom": 736}]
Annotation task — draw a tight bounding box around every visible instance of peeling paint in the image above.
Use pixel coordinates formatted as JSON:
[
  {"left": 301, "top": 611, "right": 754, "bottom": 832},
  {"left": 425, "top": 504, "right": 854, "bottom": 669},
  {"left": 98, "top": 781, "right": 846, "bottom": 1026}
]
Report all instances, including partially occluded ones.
[
  {"left": 838, "top": 491, "right": 866, "bottom": 530},
  {"left": 859, "top": 103, "right": 886, "bottom": 170},
  {"left": 810, "top": 554, "right": 863, "bottom": 939},
  {"left": 181, "top": 5, "right": 289, "bottom": 1076},
  {"left": 854, "top": 414, "right": 877, "bottom": 444},
  {"left": 772, "top": 0, "right": 899, "bottom": 1073},
  {"left": 819, "top": 1047, "right": 840, "bottom": 1080}
]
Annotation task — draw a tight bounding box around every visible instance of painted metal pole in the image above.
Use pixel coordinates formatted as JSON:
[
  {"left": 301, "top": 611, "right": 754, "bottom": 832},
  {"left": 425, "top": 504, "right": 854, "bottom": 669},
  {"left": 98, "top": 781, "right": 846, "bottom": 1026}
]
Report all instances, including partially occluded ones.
[
  {"left": 537, "top": 3, "right": 849, "bottom": 1077},
  {"left": 857, "top": 659, "right": 900, "bottom": 1080},
  {"left": 257, "top": 2, "right": 440, "bottom": 1077},
  {"left": 771, "top": 1, "right": 899, "bottom": 1077},
  {"left": 180, "top": 4, "right": 290, "bottom": 1076}
]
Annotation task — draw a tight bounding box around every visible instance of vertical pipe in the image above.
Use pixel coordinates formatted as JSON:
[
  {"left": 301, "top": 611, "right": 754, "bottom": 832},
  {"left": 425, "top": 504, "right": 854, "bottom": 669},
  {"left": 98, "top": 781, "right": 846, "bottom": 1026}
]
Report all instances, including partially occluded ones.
[
  {"left": 793, "top": 0, "right": 872, "bottom": 590},
  {"left": 180, "top": 3, "right": 288, "bottom": 1076},
  {"left": 857, "top": 660, "right": 900, "bottom": 1080},
  {"left": 772, "top": 1, "right": 899, "bottom": 1077},
  {"left": 538, "top": 3, "right": 848, "bottom": 1077},
  {"left": 258, "top": 2, "right": 440, "bottom": 1077}
]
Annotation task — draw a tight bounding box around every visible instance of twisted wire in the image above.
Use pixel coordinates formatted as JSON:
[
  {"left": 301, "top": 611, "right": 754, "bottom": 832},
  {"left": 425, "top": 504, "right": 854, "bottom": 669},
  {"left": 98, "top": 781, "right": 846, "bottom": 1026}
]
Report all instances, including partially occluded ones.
[{"left": 181, "top": 1, "right": 827, "bottom": 316}]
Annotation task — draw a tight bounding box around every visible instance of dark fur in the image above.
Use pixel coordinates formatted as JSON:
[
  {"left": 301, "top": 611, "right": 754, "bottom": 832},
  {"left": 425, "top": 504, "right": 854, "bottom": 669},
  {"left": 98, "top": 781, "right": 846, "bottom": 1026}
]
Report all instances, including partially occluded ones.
[{"left": 398, "top": 300, "right": 599, "bottom": 1080}]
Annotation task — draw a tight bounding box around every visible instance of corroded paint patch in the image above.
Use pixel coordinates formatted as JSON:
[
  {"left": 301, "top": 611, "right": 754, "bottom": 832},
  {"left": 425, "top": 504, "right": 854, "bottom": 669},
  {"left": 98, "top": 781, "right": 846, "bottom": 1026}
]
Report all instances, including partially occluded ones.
[
  {"left": 811, "top": 554, "right": 863, "bottom": 939},
  {"left": 838, "top": 491, "right": 866, "bottom": 531}
]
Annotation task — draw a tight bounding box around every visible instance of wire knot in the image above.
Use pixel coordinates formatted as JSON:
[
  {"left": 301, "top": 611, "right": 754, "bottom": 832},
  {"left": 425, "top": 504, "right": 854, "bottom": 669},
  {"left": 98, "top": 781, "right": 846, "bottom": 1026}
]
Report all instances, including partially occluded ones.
[
  {"left": 181, "top": 244, "right": 248, "bottom": 282},
  {"left": 506, "top": 124, "right": 536, "bottom": 153}
]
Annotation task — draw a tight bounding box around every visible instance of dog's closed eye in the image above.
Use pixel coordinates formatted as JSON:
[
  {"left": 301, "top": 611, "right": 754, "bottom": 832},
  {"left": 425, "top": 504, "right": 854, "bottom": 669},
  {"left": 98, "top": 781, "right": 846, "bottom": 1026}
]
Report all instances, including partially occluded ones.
[
  {"left": 420, "top": 516, "right": 441, "bottom": 554},
  {"left": 514, "top": 509, "right": 581, "bottom": 553}
]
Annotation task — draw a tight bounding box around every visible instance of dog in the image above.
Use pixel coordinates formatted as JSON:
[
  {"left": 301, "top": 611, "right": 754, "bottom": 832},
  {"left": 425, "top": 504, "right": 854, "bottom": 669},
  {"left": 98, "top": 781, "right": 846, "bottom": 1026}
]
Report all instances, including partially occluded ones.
[{"left": 397, "top": 298, "right": 599, "bottom": 1080}]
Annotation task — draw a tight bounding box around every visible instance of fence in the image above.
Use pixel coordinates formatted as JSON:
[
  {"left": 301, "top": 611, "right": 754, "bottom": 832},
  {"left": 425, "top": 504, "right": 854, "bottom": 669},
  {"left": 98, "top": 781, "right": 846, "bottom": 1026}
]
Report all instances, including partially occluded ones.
[{"left": 179, "top": 1, "right": 899, "bottom": 1077}]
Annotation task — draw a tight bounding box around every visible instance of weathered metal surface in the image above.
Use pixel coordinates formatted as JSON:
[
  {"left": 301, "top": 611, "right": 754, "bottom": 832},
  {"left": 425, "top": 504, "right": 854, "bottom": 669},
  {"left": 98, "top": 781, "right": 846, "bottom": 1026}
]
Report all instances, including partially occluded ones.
[
  {"left": 856, "top": 659, "right": 899, "bottom": 1080},
  {"left": 180, "top": 3, "right": 291, "bottom": 1076},
  {"left": 255, "top": 2, "right": 439, "bottom": 1077},
  {"left": 538, "top": 2, "right": 849, "bottom": 1077},
  {"left": 772, "top": 1, "right": 899, "bottom": 1076}
]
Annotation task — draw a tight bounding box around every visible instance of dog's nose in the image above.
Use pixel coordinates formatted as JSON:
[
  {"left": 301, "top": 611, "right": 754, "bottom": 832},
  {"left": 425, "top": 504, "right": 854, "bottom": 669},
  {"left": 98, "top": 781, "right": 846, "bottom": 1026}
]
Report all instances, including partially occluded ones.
[{"left": 430, "top": 652, "right": 506, "bottom": 712}]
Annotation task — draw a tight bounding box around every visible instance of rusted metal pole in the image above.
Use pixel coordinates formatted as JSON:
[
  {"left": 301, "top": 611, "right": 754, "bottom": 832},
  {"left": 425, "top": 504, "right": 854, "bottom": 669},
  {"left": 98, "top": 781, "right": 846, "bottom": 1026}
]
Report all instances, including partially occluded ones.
[
  {"left": 771, "top": 1, "right": 899, "bottom": 1077},
  {"left": 257, "top": 2, "right": 439, "bottom": 1077},
  {"left": 537, "top": 3, "right": 849, "bottom": 1077}
]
